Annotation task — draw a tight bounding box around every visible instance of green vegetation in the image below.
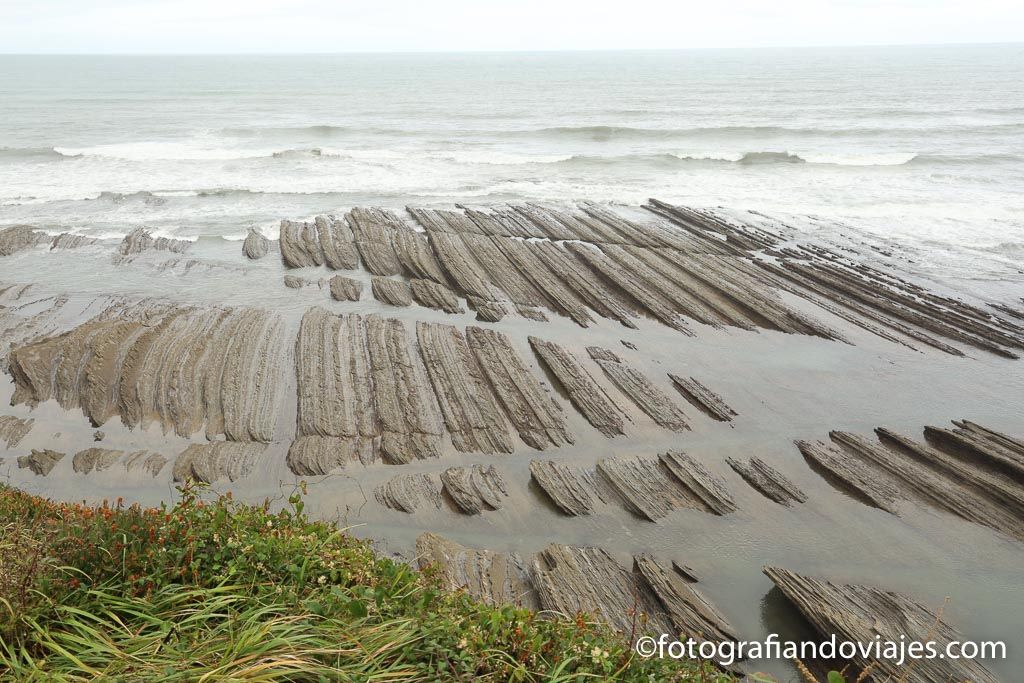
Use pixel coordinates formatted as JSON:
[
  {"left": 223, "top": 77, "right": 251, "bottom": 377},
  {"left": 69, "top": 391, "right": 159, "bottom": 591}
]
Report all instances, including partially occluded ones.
[{"left": 0, "top": 482, "right": 728, "bottom": 681}]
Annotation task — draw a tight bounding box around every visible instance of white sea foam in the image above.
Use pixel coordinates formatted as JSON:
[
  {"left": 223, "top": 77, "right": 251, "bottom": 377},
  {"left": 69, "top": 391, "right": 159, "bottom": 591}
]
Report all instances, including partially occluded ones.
[{"left": 2, "top": 48, "right": 1022, "bottom": 289}]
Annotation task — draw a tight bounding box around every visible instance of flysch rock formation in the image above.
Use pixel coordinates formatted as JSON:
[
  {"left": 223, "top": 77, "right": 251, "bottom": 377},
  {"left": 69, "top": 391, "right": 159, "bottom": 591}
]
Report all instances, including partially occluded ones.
[
  {"left": 466, "top": 296, "right": 506, "bottom": 322},
  {"left": 587, "top": 346, "right": 690, "bottom": 432},
  {"left": 279, "top": 219, "right": 324, "bottom": 269},
  {"left": 658, "top": 451, "right": 737, "bottom": 515},
  {"left": 726, "top": 457, "right": 807, "bottom": 506},
  {"left": 172, "top": 442, "right": 266, "bottom": 483},
  {"left": 465, "top": 326, "right": 572, "bottom": 450},
  {"left": 668, "top": 374, "right": 737, "bottom": 422},
  {"left": 345, "top": 208, "right": 404, "bottom": 276},
  {"left": 72, "top": 447, "right": 126, "bottom": 474},
  {"left": 71, "top": 447, "right": 167, "bottom": 476},
  {"left": 374, "top": 473, "right": 443, "bottom": 513},
  {"left": 417, "top": 532, "right": 738, "bottom": 650},
  {"left": 528, "top": 337, "right": 627, "bottom": 437},
  {"left": 0, "top": 226, "right": 47, "bottom": 256},
  {"left": 529, "top": 459, "right": 594, "bottom": 516},
  {"left": 439, "top": 464, "right": 508, "bottom": 515},
  {"left": 765, "top": 566, "right": 999, "bottom": 683},
  {"left": 242, "top": 228, "right": 269, "bottom": 260},
  {"left": 50, "top": 233, "right": 100, "bottom": 250},
  {"left": 416, "top": 532, "right": 538, "bottom": 609},
  {"left": 0, "top": 415, "right": 33, "bottom": 448},
  {"left": 0, "top": 286, "right": 73, "bottom": 370},
  {"left": 796, "top": 421, "right": 1024, "bottom": 540},
  {"left": 328, "top": 275, "right": 363, "bottom": 301},
  {"left": 284, "top": 274, "right": 315, "bottom": 288},
  {"left": 7, "top": 302, "right": 286, "bottom": 444},
  {"left": 410, "top": 278, "right": 462, "bottom": 314},
  {"left": 290, "top": 309, "right": 443, "bottom": 474},
  {"left": 367, "top": 315, "right": 444, "bottom": 464},
  {"left": 370, "top": 277, "right": 412, "bottom": 307},
  {"left": 279, "top": 215, "right": 360, "bottom": 270},
  {"left": 118, "top": 227, "right": 191, "bottom": 256},
  {"left": 316, "top": 215, "right": 360, "bottom": 271},
  {"left": 515, "top": 304, "right": 548, "bottom": 322},
  {"left": 416, "top": 321, "right": 513, "bottom": 454},
  {"left": 18, "top": 449, "right": 64, "bottom": 476},
  {"left": 270, "top": 202, "right": 1024, "bottom": 358},
  {"left": 596, "top": 456, "right": 733, "bottom": 521},
  {"left": 924, "top": 420, "right": 1024, "bottom": 483},
  {"left": 122, "top": 450, "right": 168, "bottom": 477},
  {"left": 533, "top": 545, "right": 739, "bottom": 649}
]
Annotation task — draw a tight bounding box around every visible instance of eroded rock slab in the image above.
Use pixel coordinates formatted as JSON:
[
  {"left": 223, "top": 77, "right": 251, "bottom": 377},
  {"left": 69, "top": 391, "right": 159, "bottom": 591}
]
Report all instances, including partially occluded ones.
[
  {"left": 467, "top": 297, "right": 506, "bottom": 322},
  {"left": 440, "top": 464, "right": 508, "bottom": 515},
  {"left": 293, "top": 310, "right": 442, "bottom": 471},
  {"left": 587, "top": 347, "right": 689, "bottom": 432},
  {"left": 286, "top": 435, "right": 374, "bottom": 476},
  {"left": 798, "top": 423, "right": 1024, "bottom": 540},
  {"left": 242, "top": 228, "right": 269, "bottom": 260},
  {"left": 172, "top": 442, "right": 265, "bottom": 483},
  {"left": 346, "top": 207, "right": 404, "bottom": 276},
  {"left": 634, "top": 554, "right": 740, "bottom": 646},
  {"left": 529, "top": 459, "right": 594, "bottom": 516},
  {"left": 796, "top": 440, "right": 899, "bottom": 513},
  {"left": 531, "top": 544, "right": 673, "bottom": 634},
  {"left": 50, "top": 233, "right": 99, "bottom": 250},
  {"left": 726, "top": 457, "right": 806, "bottom": 506},
  {"left": 466, "top": 326, "right": 571, "bottom": 450},
  {"left": 925, "top": 419, "right": 1024, "bottom": 483},
  {"left": 658, "top": 451, "right": 737, "bottom": 515},
  {"left": 371, "top": 277, "right": 412, "bottom": 307},
  {"left": 279, "top": 219, "right": 324, "bottom": 268},
  {"left": 410, "top": 278, "right": 462, "bottom": 314},
  {"left": 317, "top": 215, "right": 359, "bottom": 271},
  {"left": 765, "top": 566, "right": 999, "bottom": 683},
  {"left": 118, "top": 227, "right": 190, "bottom": 256},
  {"left": 515, "top": 305, "right": 548, "bottom": 322},
  {"left": 8, "top": 304, "right": 285, "bottom": 443},
  {"left": 17, "top": 449, "right": 64, "bottom": 476},
  {"left": 72, "top": 447, "right": 125, "bottom": 474},
  {"left": 374, "top": 473, "right": 443, "bottom": 513},
  {"left": 597, "top": 456, "right": 696, "bottom": 522},
  {"left": 123, "top": 450, "right": 167, "bottom": 477},
  {"left": 416, "top": 322, "right": 512, "bottom": 454},
  {"left": 668, "top": 374, "right": 737, "bottom": 422},
  {"left": 294, "top": 309, "right": 376, "bottom": 468},
  {"left": 0, "top": 226, "right": 46, "bottom": 256},
  {"left": 417, "top": 532, "right": 538, "bottom": 608},
  {"left": 365, "top": 315, "right": 443, "bottom": 464},
  {"left": 0, "top": 415, "right": 33, "bottom": 448},
  {"left": 328, "top": 275, "right": 363, "bottom": 301},
  {"left": 529, "top": 337, "right": 627, "bottom": 437}
]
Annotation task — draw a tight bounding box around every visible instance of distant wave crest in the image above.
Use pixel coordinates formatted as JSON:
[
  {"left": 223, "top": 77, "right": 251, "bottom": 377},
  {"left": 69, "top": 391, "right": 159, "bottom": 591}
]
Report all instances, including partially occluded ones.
[{"left": 0, "top": 146, "right": 67, "bottom": 161}]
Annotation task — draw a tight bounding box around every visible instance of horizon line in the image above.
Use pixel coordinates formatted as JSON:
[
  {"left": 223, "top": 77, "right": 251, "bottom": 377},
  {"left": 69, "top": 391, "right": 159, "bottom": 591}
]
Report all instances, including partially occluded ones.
[{"left": 1, "top": 40, "right": 1022, "bottom": 57}]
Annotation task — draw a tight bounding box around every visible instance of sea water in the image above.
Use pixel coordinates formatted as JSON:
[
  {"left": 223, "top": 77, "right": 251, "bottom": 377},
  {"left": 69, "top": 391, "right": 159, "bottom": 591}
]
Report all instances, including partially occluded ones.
[{"left": 1, "top": 46, "right": 1022, "bottom": 284}]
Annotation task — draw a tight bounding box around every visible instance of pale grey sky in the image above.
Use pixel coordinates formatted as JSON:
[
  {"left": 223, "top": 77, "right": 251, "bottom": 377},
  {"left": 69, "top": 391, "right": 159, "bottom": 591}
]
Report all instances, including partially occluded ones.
[{"left": 1, "top": 0, "right": 1022, "bottom": 53}]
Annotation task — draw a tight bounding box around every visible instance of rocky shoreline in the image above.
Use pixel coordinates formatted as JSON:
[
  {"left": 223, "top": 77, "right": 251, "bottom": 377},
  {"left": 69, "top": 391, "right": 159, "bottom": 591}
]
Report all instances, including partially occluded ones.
[{"left": 2, "top": 200, "right": 1022, "bottom": 681}]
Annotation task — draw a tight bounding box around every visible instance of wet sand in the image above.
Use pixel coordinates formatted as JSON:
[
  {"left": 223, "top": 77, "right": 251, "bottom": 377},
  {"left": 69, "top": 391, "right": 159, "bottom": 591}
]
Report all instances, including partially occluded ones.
[{"left": 1, "top": 202, "right": 1022, "bottom": 680}]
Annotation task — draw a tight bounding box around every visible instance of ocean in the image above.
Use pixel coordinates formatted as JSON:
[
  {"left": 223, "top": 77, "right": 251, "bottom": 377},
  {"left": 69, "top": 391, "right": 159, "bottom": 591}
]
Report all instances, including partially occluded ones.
[{"left": 1, "top": 46, "right": 1023, "bottom": 286}]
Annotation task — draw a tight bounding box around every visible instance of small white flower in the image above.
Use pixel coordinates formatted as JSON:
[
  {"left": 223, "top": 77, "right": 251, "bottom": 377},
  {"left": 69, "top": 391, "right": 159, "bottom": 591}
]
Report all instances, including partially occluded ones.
[
  {"left": 265, "top": 520, "right": 273, "bottom": 529},
  {"left": 458, "top": 638, "right": 468, "bottom": 648},
  {"left": 317, "top": 575, "right": 327, "bottom": 585}
]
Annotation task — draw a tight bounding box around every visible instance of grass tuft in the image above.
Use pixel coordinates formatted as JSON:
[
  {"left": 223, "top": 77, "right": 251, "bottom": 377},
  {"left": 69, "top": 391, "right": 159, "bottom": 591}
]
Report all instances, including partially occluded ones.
[{"left": 0, "top": 482, "right": 725, "bottom": 681}]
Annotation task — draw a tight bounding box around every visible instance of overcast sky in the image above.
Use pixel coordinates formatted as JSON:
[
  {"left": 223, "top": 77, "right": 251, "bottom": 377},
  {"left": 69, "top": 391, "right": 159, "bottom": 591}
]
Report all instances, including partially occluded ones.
[{"left": 2, "top": 0, "right": 1022, "bottom": 53}]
